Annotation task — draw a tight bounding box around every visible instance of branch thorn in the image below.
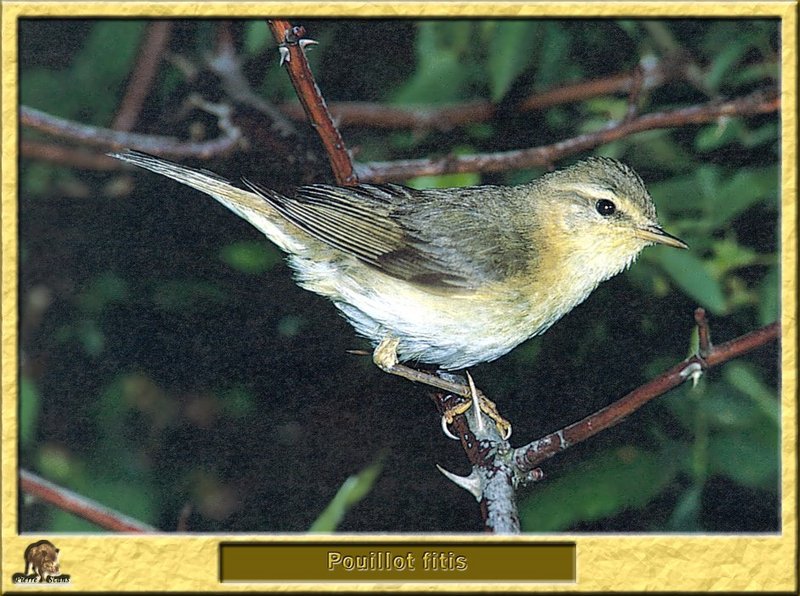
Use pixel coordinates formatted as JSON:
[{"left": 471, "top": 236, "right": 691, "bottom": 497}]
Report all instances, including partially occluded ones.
[
  {"left": 680, "top": 361, "right": 704, "bottom": 387},
  {"left": 278, "top": 46, "right": 290, "bottom": 66},
  {"left": 436, "top": 465, "right": 483, "bottom": 500},
  {"left": 466, "top": 370, "right": 484, "bottom": 433}
]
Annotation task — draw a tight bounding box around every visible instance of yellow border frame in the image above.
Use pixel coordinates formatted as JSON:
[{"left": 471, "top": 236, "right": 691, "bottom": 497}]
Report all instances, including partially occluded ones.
[{"left": 2, "top": 2, "right": 796, "bottom": 592}]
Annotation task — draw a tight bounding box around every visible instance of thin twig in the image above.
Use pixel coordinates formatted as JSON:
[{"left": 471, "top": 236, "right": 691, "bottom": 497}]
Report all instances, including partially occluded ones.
[
  {"left": 20, "top": 470, "right": 156, "bottom": 533},
  {"left": 267, "top": 20, "right": 357, "bottom": 185},
  {"left": 521, "top": 55, "right": 680, "bottom": 112},
  {"left": 356, "top": 89, "right": 779, "bottom": 182},
  {"left": 513, "top": 320, "right": 779, "bottom": 473},
  {"left": 277, "top": 58, "right": 685, "bottom": 131},
  {"left": 209, "top": 21, "right": 296, "bottom": 137},
  {"left": 695, "top": 307, "right": 712, "bottom": 357},
  {"left": 21, "top": 105, "right": 241, "bottom": 159},
  {"left": 176, "top": 503, "right": 193, "bottom": 532},
  {"left": 20, "top": 139, "right": 120, "bottom": 170},
  {"left": 279, "top": 100, "right": 496, "bottom": 131},
  {"left": 23, "top": 88, "right": 777, "bottom": 175},
  {"left": 111, "top": 21, "right": 173, "bottom": 132},
  {"left": 624, "top": 63, "right": 645, "bottom": 122}
]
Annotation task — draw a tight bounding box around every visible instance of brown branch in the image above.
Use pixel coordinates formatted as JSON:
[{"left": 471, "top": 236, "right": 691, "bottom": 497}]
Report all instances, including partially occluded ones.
[
  {"left": 522, "top": 73, "right": 634, "bottom": 112},
  {"left": 433, "top": 315, "right": 779, "bottom": 533},
  {"left": 279, "top": 100, "right": 496, "bottom": 131},
  {"left": 20, "top": 139, "right": 120, "bottom": 170},
  {"left": 111, "top": 21, "right": 173, "bottom": 132},
  {"left": 356, "top": 89, "right": 779, "bottom": 182},
  {"left": 20, "top": 469, "right": 156, "bottom": 533},
  {"left": 20, "top": 105, "right": 241, "bottom": 159},
  {"left": 267, "top": 20, "right": 357, "bottom": 185},
  {"left": 624, "top": 63, "right": 645, "bottom": 122},
  {"left": 513, "top": 319, "right": 780, "bottom": 473},
  {"left": 277, "top": 58, "right": 683, "bottom": 131},
  {"left": 311, "top": 57, "right": 684, "bottom": 129}
]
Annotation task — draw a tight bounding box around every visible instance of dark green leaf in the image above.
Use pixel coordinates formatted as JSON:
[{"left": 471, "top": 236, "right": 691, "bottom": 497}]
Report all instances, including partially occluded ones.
[
  {"left": 710, "top": 167, "right": 778, "bottom": 227},
  {"left": 665, "top": 484, "right": 702, "bottom": 531},
  {"left": 487, "top": 21, "right": 540, "bottom": 101},
  {"left": 695, "top": 119, "right": 744, "bottom": 152},
  {"left": 77, "top": 273, "right": 129, "bottom": 314},
  {"left": 220, "top": 386, "right": 256, "bottom": 418},
  {"left": 244, "top": 21, "right": 270, "bottom": 53},
  {"left": 519, "top": 447, "right": 682, "bottom": 531},
  {"left": 758, "top": 266, "right": 779, "bottom": 326},
  {"left": 392, "top": 22, "right": 476, "bottom": 104},
  {"left": 723, "top": 362, "right": 780, "bottom": 426},
  {"left": 706, "top": 40, "right": 749, "bottom": 92},
  {"left": 653, "top": 250, "right": 727, "bottom": 314},
  {"left": 696, "top": 379, "right": 769, "bottom": 430},
  {"left": 708, "top": 427, "right": 778, "bottom": 489}
]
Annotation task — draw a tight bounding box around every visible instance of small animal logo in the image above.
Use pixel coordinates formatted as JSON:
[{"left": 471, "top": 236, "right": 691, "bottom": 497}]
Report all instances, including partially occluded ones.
[
  {"left": 11, "top": 540, "right": 70, "bottom": 584},
  {"left": 25, "top": 540, "right": 60, "bottom": 581}
]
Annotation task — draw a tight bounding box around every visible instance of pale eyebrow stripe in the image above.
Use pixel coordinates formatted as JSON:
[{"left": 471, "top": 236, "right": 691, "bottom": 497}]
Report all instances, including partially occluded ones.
[{"left": 558, "top": 183, "right": 619, "bottom": 201}]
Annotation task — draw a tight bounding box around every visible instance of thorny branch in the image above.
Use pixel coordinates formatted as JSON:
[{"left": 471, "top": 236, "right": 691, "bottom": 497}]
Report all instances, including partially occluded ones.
[
  {"left": 434, "top": 313, "right": 780, "bottom": 533},
  {"left": 267, "top": 20, "right": 358, "bottom": 186}
]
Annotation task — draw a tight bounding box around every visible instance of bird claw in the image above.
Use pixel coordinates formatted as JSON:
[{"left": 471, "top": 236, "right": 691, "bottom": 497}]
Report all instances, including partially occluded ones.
[
  {"left": 439, "top": 374, "right": 512, "bottom": 441},
  {"left": 440, "top": 398, "right": 472, "bottom": 440},
  {"left": 441, "top": 415, "right": 460, "bottom": 440}
]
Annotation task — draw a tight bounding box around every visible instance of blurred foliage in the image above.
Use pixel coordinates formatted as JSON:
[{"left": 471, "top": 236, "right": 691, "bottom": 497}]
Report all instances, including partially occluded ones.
[
  {"left": 309, "top": 453, "right": 386, "bottom": 533},
  {"left": 18, "top": 18, "right": 779, "bottom": 534}
]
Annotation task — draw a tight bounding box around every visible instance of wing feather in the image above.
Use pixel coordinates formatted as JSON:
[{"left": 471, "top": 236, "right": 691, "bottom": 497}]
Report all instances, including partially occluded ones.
[{"left": 242, "top": 179, "right": 531, "bottom": 290}]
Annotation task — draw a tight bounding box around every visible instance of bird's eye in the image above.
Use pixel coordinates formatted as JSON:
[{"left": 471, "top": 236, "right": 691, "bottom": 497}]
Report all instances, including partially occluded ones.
[{"left": 595, "top": 199, "right": 616, "bottom": 216}]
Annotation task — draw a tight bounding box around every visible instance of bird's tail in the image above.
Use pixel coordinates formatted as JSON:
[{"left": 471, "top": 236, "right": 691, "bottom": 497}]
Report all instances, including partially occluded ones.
[{"left": 109, "top": 150, "right": 298, "bottom": 252}]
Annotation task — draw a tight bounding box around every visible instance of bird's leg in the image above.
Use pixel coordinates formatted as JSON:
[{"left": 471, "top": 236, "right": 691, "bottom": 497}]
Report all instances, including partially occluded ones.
[
  {"left": 372, "top": 337, "right": 470, "bottom": 394},
  {"left": 372, "top": 337, "right": 512, "bottom": 439}
]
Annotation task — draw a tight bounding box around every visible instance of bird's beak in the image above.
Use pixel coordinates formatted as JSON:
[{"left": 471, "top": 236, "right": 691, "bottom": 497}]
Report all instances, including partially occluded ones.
[{"left": 635, "top": 225, "right": 688, "bottom": 249}]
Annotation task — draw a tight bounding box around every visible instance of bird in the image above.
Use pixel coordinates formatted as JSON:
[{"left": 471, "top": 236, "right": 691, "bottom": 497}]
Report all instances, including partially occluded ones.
[{"left": 110, "top": 151, "right": 687, "bottom": 436}]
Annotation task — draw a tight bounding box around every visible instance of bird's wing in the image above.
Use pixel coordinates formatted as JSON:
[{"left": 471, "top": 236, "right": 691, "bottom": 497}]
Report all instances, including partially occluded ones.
[{"left": 242, "top": 180, "right": 531, "bottom": 290}]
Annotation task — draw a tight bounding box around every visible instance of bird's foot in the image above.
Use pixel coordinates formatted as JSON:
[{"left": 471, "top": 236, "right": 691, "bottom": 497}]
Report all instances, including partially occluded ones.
[
  {"left": 372, "top": 337, "right": 401, "bottom": 370},
  {"left": 372, "top": 337, "right": 512, "bottom": 441},
  {"left": 440, "top": 371, "right": 512, "bottom": 441}
]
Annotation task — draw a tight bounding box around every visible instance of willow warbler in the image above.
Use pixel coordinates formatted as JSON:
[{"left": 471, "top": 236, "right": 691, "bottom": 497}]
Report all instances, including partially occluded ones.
[{"left": 111, "top": 151, "right": 686, "bottom": 427}]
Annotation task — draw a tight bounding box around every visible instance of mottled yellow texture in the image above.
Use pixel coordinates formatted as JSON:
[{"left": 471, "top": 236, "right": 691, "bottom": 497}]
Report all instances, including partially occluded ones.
[{"left": 2, "top": 1, "right": 796, "bottom": 592}]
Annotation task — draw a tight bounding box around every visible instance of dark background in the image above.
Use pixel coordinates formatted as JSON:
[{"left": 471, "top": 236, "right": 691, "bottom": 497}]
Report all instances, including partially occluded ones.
[{"left": 18, "top": 19, "right": 780, "bottom": 533}]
